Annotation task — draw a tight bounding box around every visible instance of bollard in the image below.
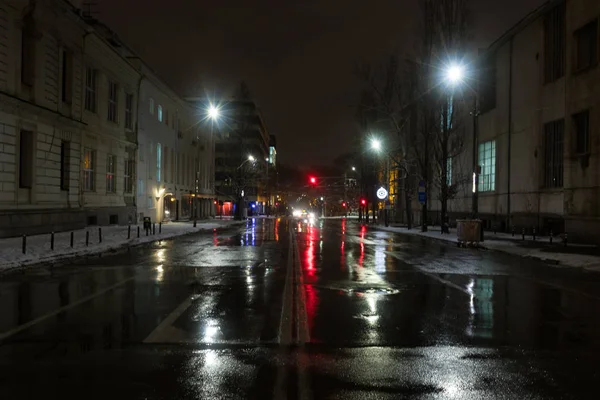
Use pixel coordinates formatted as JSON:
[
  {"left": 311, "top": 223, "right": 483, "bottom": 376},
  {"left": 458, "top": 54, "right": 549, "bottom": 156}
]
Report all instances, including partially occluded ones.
[
  {"left": 533, "top": 227, "right": 536, "bottom": 241},
  {"left": 159, "top": 222, "right": 162, "bottom": 234},
  {"left": 128, "top": 225, "right": 131, "bottom": 239},
  {"left": 51, "top": 232, "right": 55, "bottom": 250},
  {"left": 193, "top": 219, "right": 197, "bottom": 228},
  {"left": 512, "top": 226, "right": 515, "bottom": 237},
  {"left": 550, "top": 229, "right": 553, "bottom": 244},
  {"left": 522, "top": 228, "right": 525, "bottom": 241},
  {"left": 22, "top": 234, "right": 26, "bottom": 254},
  {"left": 98, "top": 227, "right": 102, "bottom": 243},
  {"left": 153, "top": 223, "right": 156, "bottom": 235},
  {"left": 70, "top": 231, "right": 74, "bottom": 248},
  {"left": 86, "top": 231, "right": 89, "bottom": 246},
  {"left": 564, "top": 232, "right": 568, "bottom": 247},
  {"left": 137, "top": 226, "right": 140, "bottom": 238}
]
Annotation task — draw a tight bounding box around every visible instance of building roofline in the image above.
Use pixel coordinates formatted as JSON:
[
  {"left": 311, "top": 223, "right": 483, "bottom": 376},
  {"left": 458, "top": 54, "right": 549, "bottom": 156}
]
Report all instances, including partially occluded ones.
[{"left": 483, "top": 0, "right": 563, "bottom": 55}]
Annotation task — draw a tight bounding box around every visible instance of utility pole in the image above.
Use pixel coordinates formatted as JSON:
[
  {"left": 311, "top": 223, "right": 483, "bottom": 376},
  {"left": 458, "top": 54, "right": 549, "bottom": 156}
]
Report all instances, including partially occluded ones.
[{"left": 471, "top": 95, "right": 480, "bottom": 218}]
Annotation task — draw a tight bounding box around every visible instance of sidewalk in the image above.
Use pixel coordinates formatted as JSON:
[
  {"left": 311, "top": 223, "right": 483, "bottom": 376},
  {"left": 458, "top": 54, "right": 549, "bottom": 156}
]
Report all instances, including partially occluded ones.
[
  {"left": 0, "top": 219, "right": 244, "bottom": 272},
  {"left": 372, "top": 224, "right": 600, "bottom": 271}
]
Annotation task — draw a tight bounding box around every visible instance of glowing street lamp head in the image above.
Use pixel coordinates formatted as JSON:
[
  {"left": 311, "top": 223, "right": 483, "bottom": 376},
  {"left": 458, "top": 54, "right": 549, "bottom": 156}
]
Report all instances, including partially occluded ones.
[
  {"left": 351, "top": 166, "right": 356, "bottom": 171},
  {"left": 446, "top": 64, "right": 465, "bottom": 86},
  {"left": 208, "top": 104, "right": 220, "bottom": 120},
  {"left": 371, "top": 138, "right": 382, "bottom": 152},
  {"left": 248, "top": 155, "right": 255, "bottom": 162}
]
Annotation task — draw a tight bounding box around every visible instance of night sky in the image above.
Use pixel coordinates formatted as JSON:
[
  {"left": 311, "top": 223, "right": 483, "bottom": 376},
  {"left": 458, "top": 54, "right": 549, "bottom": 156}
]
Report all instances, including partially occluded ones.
[{"left": 97, "top": 0, "right": 544, "bottom": 167}]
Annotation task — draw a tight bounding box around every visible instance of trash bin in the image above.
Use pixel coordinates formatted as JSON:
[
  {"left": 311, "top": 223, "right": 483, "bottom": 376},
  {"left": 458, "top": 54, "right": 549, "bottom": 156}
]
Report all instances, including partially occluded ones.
[
  {"left": 143, "top": 217, "right": 151, "bottom": 230},
  {"left": 457, "top": 219, "right": 482, "bottom": 246}
]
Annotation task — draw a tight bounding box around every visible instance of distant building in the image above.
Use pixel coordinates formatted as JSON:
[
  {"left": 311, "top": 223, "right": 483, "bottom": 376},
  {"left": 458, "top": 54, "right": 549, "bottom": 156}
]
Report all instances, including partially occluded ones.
[
  {"left": 188, "top": 98, "right": 270, "bottom": 217},
  {"left": 438, "top": 0, "right": 600, "bottom": 242}
]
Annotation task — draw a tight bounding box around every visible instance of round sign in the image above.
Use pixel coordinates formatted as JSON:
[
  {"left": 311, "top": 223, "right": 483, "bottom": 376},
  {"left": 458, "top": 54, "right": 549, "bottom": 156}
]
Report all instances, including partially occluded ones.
[{"left": 376, "top": 187, "right": 388, "bottom": 200}]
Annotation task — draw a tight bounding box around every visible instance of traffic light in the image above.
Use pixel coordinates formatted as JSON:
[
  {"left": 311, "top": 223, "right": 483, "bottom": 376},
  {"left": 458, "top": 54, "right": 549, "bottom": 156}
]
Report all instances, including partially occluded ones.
[
  {"left": 309, "top": 176, "right": 317, "bottom": 185},
  {"left": 360, "top": 198, "right": 366, "bottom": 206},
  {"left": 342, "top": 202, "right": 346, "bottom": 207}
]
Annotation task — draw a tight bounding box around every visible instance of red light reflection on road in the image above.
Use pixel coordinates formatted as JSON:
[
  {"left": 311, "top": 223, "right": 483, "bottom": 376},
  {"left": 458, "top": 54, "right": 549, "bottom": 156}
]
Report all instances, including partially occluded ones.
[
  {"left": 304, "top": 224, "right": 316, "bottom": 276},
  {"left": 275, "top": 218, "right": 280, "bottom": 241},
  {"left": 359, "top": 225, "right": 366, "bottom": 268},
  {"left": 305, "top": 283, "right": 318, "bottom": 334}
]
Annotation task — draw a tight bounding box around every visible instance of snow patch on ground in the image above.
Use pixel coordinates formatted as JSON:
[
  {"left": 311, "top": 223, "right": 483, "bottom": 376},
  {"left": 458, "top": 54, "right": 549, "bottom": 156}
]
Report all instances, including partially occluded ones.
[
  {"left": 373, "top": 225, "right": 600, "bottom": 270},
  {"left": 0, "top": 220, "right": 243, "bottom": 272}
]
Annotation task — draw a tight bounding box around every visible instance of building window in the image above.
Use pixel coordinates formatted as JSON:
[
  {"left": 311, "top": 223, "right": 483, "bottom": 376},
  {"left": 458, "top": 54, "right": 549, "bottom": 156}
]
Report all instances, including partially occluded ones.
[
  {"left": 125, "top": 93, "right": 133, "bottom": 129},
  {"left": 479, "top": 54, "right": 497, "bottom": 113},
  {"left": 124, "top": 158, "right": 134, "bottom": 193},
  {"left": 164, "top": 146, "right": 169, "bottom": 183},
  {"left": 543, "top": 3, "right": 566, "bottom": 83},
  {"left": 147, "top": 196, "right": 153, "bottom": 208},
  {"left": 478, "top": 141, "right": 496, "bottom": 192},
  {"left": 574, "top": 19, "right": 598, "bottom": 72},
  {"left": 107, "top": 81, "right": 118, "bottom": 122},
  {"left": 106, "top": 154, "right": 116, "bottom": 193},
  {"left": 149, "top": 97, "right": 155, "bottom": 115},
  {"left": 157, "top": 105, "right": 163, "bottom": 122},
  {"left": 19, "top": 130, "right": 34, "bottom": 188},
  {"left": 544, "top": 119, "right": 564, "bottom": 188},
  {"left": 61, "top": 49, "right": 72, "bottom": 104},
  {"left": 85, "top": 67, "right": 97, "bottom": 112},
  {"left": 83, "top": 148, "right": 95, "bottom": 191},
  {"left": 446, "top": 157, "right": 452, "bottom": 186},
  {"left": 573, "top": 110, "right": 590, "bottom": 155},
  {"left": 156, "top": 143, "right": 162, "bottom": 182},
  {"left": 137, "top": 179, "right": 144, "bottom": 197},
  {"left": 60, "top": 141, "right": 70, "bottom": 190},
  {"left": 21, "top": 18, "right": 35, "bottom": 87}
]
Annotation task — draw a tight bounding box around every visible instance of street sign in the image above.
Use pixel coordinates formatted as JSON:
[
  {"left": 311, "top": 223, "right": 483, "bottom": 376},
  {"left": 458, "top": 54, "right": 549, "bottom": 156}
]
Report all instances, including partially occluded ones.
[
  {"left": 376, "top": 187, "right": 388, "bottom": 200},
  {"left": 418, "top": 180, "right": 426, "bottom": 204}
]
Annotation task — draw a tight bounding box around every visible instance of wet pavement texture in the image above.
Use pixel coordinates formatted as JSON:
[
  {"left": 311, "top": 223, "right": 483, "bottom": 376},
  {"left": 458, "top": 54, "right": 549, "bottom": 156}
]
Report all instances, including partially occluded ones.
[{"left": 1, "top": 218, "right": 600, "bottom": 399}]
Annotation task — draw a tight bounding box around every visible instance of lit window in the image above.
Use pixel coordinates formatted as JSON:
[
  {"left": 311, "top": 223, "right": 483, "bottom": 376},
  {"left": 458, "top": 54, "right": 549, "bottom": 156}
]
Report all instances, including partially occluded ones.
[
  {"left": 156, "top": 143, "right": 162, "bottom": 182},
  {"left": 158, "top": 105, "right": 163, "bottom": 122},
  {"left": 478, "top": 141, "right": 495, "bottom": 192},
  {"left": 83, "top": 148, "right": 95, "bottom": 191}
]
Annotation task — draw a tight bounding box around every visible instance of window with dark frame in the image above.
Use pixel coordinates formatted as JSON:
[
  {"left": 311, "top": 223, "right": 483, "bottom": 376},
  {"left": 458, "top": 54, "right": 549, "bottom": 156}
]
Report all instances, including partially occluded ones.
[
  {"left": 60, "top": 141, "right": 70, "bottom": 190},
  {"left": 84, "top": 67, "right": 97, "bottom": 112},
  {"left": 574, "top": 19, "right": 598, "bottom": 72},
  {"left": 61, "top": 49, "right": 72, "bottom": 104},
  {"left": 124, "top": 158, "right": 134, "bottom": 193},
  {"left": 543, "top": 3, "right": 566, "bottom": 83},
  {"left": 19, "top": 130, "right": 33, "bottom": 188},
  {"left": 21, "top": 18, "right": 35, "bottom": 87},
  {"left": 544, "top": 119, "right": 564, "bottom": 188},
  {"left": 106, "top": 154, "right": 116, "bottom": 193},
  {"left": 125, "top": 93, "right": 133, "bottom": 129},
  {"left": 107, "top": 81, "right": 118, "bottom": 122},
  {"left": 478, "top": 54, "right": 497, "bottom": 113},
  {"left": 573, "top": 110, "right": 590, "bottom": 155}
]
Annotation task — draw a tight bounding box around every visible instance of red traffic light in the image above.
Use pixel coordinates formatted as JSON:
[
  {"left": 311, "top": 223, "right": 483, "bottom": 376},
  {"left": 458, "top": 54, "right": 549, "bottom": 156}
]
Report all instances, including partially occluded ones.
[
  {"left": 360, "top": 199, "right": 366, "bottom": 205},
  {"left": 342, "top": 202, "right": 346, "bottom": 207},
  {"left": 309, "top": 176, "right": 317, "bottom": 185}
]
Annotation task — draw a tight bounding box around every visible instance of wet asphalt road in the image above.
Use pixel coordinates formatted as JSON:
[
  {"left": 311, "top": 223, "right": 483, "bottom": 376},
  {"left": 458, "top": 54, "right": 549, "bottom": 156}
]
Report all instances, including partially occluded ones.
[{"left": 1, "top": 218, "right": 600, "bottom": 399}]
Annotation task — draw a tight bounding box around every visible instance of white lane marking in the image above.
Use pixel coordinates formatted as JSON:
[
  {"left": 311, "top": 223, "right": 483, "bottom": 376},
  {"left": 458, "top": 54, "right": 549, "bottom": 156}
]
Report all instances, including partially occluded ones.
[
  {"left": 385, "top": 251, "right": 471, "bottom": 296},
  {"left": 0, "top": 276, "right": 135, "bottom": 342},
  {"left": 143, "top": 294, "right": 200, "bottom": 343}
]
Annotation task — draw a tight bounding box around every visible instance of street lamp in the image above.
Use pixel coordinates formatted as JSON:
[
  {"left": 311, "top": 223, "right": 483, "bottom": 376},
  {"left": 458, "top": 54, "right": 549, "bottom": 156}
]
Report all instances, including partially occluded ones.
[
  {"left": 351, "top": 166, "right": 356, "bottom": 171},
  {"left": 445, "top": 63, "right": 465, "bottom": 86},
  {"left": 248, "top": 155, "right": 255, "bottom": 162},
  {"left": 208, "top": 104, "right": 220, "bottom": 121},
  {"left": 371, "top": 138, "right": 382, "bottom": 152}
]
